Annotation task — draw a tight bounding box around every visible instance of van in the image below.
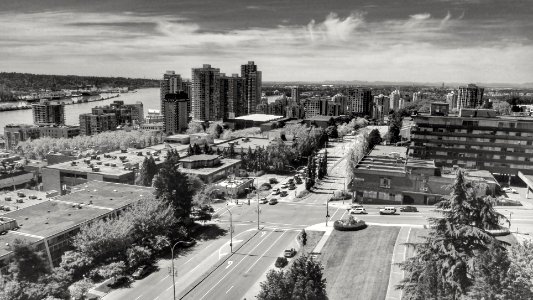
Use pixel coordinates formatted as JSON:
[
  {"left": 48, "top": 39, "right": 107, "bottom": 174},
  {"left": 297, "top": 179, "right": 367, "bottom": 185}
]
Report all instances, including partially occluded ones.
[{"left": 379, "top": 207, "right": 397, "bottom": 215}]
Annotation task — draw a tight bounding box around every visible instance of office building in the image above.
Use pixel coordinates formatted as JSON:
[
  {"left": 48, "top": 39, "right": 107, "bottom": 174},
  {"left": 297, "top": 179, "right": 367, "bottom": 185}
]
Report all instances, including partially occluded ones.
[
  {"left": 446, "top": 91, "right": 458, "bottom": 110},
  {"left": 291, "top": 86, "right": 300, "bottom": 104},
  {"left": 241, "top": 61, "right": 262, "bottom": 114},
  {"left": 408, "top": 107, "right": 533, "bottom": 176},
  {"left": 79, "top": 112, "right": 117, "bottom": 136},
  {"left": 32, "top": 99, "right": 65, "bottom": 126},
  {"left": 0, "top": 181, "right": 154, "bottom": 269},
  {"left": 348, "top": 88, "right": 372, "bottom": 115},
  {"left": 182, "top": 80, "right": 192, "bottom": 116},
  {"left": 192, "top": 64, "right": 222, "bottom": 121},
  {"left": 178, "top": 154, "right": 241, "bottom": 183},
  {"left": 160, "top": 71, "right": 182, "bottom": 118},
  {"left": 4, "top": 124, "right": 80, "bottom": 149},
  {"left": 163, "top": 91, "right": 189, "bottom": 134},
  {"left": 372, "top": 94, "right": 390, "bottom": 123},
  {"left": 145, "top": 109, "right": 164, "bottom": 124},
  {"left": 332, "top": 93, "right": 349, "bottom": 115},
  {"left": 350, "top": 145, "right": 498, "bottom": 205},
  {"left": 390, "top": 90, "right": 401, "bottom": 111},
  {"left": 457, "top": 84, "right": 484, "bottom": 109},
  {"left": 90, "top": 101, "right": 144, "bottom": 125}
]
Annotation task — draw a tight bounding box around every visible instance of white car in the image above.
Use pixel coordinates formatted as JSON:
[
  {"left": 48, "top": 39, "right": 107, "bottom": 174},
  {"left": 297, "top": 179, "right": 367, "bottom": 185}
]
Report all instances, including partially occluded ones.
[
  {"left": 379, "top": 207, "right": 397, "bottom": 215},
  {"left": 502, "top": 187, "right": 518, "bottom": 194},
  {"left": 349, "top": 207, "right": 367, "bottom": 214}
]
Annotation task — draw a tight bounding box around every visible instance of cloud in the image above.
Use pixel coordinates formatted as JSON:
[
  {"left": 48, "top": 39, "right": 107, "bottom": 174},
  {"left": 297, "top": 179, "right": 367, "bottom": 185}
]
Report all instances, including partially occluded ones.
[{"left": 0, "top": 10, "right": 532, "bottom": 83}]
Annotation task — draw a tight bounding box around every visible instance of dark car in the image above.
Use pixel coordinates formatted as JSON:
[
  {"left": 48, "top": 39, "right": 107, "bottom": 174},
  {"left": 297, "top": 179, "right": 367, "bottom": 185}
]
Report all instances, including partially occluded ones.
[
  {"left": 288, "top": 185, "right": 296, "bottom": 190},
  {"left": 399, "top": 206, "right": 418, "bottom": 212},
  {"left": 284, "top": 248, "right": 296, "bottom": 258},
  {"left": 180, "top": 240, "right": 197, "bottom": 248},
  {"left": 107, "top": 276, "right": 130, "bottom": 288},
  {"left": 132, "top": 265, "right": 151, "bottom": 279},
  {"left": 280, "top": 191, "right": 288, "bottom": 197},
  {"left": 269, "top": 198, "right": 278, "bottom": 205}
]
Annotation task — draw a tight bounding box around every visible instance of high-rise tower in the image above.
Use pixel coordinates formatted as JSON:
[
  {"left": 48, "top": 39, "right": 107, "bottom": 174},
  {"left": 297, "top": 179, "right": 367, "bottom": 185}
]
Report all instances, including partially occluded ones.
[
  {"left": 241, "top": 61, "right": 262, "bottom": 114},
  {"left": 191, "top": 64, "right": 221, "bottom": 121},
  {"left": 160, "top": 71, "right": 182, "bottom": 118},
  {"left": 457, "top": 84, "right": 484, "bottom": 110}
]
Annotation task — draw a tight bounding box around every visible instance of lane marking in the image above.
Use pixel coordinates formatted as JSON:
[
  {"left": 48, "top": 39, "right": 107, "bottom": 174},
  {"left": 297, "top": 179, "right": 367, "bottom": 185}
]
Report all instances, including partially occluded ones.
[
  {"left": 199, "top": 229, "right": 277, "bottom": 300},
  {"left": 225, "top": 261, "right": 233, "bottom": 269},
  {"left": 157, "top": 274, "right": 169, "bottom": 283},
  {"left": 226, "top": 286, "right": 234, "bottom": 294},
  {"left": 245, "top": 230, "right": 287, "bottom": 274},
  {"left": 339, "top": 209, "right": 347, "bottom": 220}
]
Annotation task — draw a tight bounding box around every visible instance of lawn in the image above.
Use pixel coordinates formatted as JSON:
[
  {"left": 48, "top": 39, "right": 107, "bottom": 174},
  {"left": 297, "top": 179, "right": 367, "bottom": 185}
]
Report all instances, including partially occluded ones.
[{"left": 320, "top": 226, "right": 400, "bottom": 300}]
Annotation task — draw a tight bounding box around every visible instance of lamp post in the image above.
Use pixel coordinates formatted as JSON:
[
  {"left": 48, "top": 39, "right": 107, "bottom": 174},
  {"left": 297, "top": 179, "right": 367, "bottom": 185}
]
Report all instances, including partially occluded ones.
[
  {"left": 225, "top": 207, "right": 233, "bottom": 253},
  {"left": 256, "top": 178, "right": 261, "bottom": 230},
  {"left": 170, "top": 240, "right": 186, "bottom": 300},
  {"left": 326, "top": 193, "right": 331, "bottom": 226}
]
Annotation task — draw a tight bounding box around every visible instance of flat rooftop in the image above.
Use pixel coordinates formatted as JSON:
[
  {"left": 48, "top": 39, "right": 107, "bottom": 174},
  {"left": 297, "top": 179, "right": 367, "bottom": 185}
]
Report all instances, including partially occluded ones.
[
  {"left": 0, "top": 231, "right": 41, "bottom": 257},
  {"left": 234, "top": 114, "right": 284, "bottom": 122},
  {"left": 368, "top": 145, "right": 407, "bottom": 159},
  {"left": 45, "top": 144, "right": 188, "bottom": 178},
  {"left": 60, "top": 181, "right": 154, "bottom": 210},
  {"left": 214, "top": 137, "right": 271, "bottom": 149},
  {"left": 180, "top": 154, "right": 220, "bottom": 162},
  {"left": 0, "top": 189, "right": 51, "bottom": 215},
  {"left": 3, "top": 200, "right": 109, "bottom": 238},
  {"left": 178, "top": 158, "right": 241, "bottom": 176},
  {"left": 355, "top": 146, "right": 407, "bottom": 174}
]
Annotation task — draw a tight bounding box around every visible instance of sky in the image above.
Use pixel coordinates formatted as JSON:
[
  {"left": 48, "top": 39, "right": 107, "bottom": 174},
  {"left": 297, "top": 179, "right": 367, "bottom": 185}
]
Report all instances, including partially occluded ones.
[{"left": 0, "top": 0, "right": 532, "bottom": 83}]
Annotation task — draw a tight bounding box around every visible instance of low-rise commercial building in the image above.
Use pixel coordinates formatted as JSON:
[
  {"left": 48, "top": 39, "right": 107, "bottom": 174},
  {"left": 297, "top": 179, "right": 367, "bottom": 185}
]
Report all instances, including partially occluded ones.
[
  {"left": 350, "top": 145, "right": 499, "bottom": 205},
  {"left": 0, "top": 181, "right": 154, "bottom": 271}
]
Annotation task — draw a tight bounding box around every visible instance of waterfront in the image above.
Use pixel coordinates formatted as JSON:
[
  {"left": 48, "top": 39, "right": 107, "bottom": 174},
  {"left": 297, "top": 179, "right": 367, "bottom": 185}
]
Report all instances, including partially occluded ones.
[{"left": 0, "top": 88, "right": 160, "bottom": 130}]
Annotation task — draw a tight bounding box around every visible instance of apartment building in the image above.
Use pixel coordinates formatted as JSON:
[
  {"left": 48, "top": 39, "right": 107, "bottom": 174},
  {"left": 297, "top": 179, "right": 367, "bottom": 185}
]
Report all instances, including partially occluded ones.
[{"left": 408, "top": 106, "right": 533, "bottom": 175}]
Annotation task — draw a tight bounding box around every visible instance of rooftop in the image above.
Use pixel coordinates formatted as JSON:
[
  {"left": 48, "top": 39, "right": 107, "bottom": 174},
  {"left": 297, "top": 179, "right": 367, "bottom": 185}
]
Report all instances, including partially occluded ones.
[
  {"left": 304, "top": 115, "right": 335, "bottom": 121},
  {"left": 214, "top": 137, "right": 271, "bottom": 150},
  {"left": 234, "top": 114, "right": 284, "bottom": 122},
  {"left": 367, "top": 145, "right": 407, "bottom": 159},
  {"left": 3, "top": 200, "right": 109, "bottom": 238},
  {"left": 0, "top": 189, "right": 51, "bottom": 215},
  {"left": 355, "top": 146, "right": 407, "bottom": 174},
  {"left": 60, "top": 181, "right": 154, "bottom": 210},
  {"left": 178, "top": 158, "right": 241, "bottom": 175},
  {"left": 180, "top": 154, "right": 220, "bottom": 162},
  {"left": 0, "top": 231, "right": 41, "bottom": 257}
]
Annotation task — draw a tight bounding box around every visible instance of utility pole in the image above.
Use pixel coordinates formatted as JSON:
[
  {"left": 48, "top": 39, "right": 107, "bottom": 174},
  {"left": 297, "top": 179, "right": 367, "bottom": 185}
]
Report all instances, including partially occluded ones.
[
  {"left": 225, "top": 207, "right": 233, "bottom": 253},
  {"left": 170, "top": 241, "right": 185, "bottom": 300}
]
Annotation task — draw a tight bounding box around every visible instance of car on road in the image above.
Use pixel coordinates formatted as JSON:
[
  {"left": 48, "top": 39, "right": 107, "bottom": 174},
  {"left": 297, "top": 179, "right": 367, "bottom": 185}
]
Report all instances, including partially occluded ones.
[
  {"left": 502, "top": 187, "right": 518, "bottom": 194},
  {"left": 399, "top": 206, "right": 418, "bottom": 212},
  {"left": 351, "top": 203, "right": 363, "bottom": 209},
  {"left": 284, "top": 248, "right": 296, "bottom": 258},
  {"left": 349, "top": 207, "right": 367, "bottom": 214},
  {"left": 379, "top": 207, "right": 397, "bottom": 215},
  {"left": 132, "top": 265, "right": 151, "bottom": 279},
  {"left": 269, "top": 198, "right": 278, "bottom": 205},
  {"left": 259, "top": 197, "right": 269, "bottom": 204},
  {"left": 280, "top": 191, "right": 288, "bottom": 197}
]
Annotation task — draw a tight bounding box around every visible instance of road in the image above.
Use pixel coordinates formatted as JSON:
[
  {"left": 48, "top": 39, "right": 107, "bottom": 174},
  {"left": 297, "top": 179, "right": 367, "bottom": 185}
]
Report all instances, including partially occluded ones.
[{"left": 104, "top": 135, "right": 533, "bottom": 300}]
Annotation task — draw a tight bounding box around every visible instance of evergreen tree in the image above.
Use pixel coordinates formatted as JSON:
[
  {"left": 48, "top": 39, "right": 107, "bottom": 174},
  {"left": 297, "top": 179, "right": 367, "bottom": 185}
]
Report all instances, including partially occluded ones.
[
  {"left": 203, "top": 143, "right": 210, "bottom": 154},
  {"left": 137, "top": 156, "right": 158, "bottom": 186},
  {"left": 187, "top": 144, "right": 193, "bottom": 156}
]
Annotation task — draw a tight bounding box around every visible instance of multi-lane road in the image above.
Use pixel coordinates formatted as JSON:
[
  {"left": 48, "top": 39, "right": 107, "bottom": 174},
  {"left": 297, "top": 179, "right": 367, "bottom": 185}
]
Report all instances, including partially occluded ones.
[{"left": 103, "top": 136, "right": 533, "bottom": 300}]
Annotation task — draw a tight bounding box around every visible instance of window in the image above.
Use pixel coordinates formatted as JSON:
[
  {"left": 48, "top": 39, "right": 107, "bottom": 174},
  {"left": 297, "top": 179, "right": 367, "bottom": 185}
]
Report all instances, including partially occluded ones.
[{"left": 379, "top": 177, "right": 391, "bottom": 188}]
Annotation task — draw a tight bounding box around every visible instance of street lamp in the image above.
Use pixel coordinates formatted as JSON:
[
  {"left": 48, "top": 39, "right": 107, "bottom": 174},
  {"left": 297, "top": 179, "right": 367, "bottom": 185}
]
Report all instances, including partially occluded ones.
[
  {"left": 256, "top": 178, "right": 261, "bottom": 230},
  {"left": 170, "top": 240, "right": 186, "bottom": 300},
  {"left": 224, "top": 207, "right": 233, "bottom": 253},
  {"left": 325, "top": 193, "right": 331, "bottom": 226}
]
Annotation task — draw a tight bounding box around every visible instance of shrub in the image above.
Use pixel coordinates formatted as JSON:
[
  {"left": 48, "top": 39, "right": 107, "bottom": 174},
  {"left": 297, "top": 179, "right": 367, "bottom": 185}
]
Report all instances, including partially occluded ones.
[
  {"left": 296, "top": 190, "right": 310, "bottom": 198},
  {"left": 275, "top": 257, "right": 288, "bottom": 268},
  {"left": 269, "top": 178, "right": 279, "bottom": 184},
  {"left": 333, "top": 216, "right": 367, "bottom": 231},
  {"left": 260, "top": 183, "right": 272, "bottom": 190}
]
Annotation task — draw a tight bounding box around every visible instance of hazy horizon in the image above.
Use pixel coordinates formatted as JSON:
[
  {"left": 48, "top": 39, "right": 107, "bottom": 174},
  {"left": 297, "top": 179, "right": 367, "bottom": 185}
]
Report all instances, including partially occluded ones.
[{"left": 1, "top": 0, "right": 532, "bottom": 83}]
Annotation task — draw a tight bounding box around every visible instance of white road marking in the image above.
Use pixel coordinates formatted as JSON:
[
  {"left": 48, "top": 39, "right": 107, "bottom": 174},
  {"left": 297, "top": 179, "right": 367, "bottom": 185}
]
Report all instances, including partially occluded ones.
[
  {"left": 199, "top": 229, "right": 277, "bottom": 300},
  {"left": 245, "top": 230, "right": 287, "bottom": 274},
  {"left": 226, "top": 286, "right": 234, "bottom": 294},
  {"left": 329, "top": 207, "right": 340, "bottom": 221},
  {"left": 157, "top": 274, "right": 169, "bottom": 283},
  {"left": 339, "top": 209, "right": 347, "bottom": 220},
  {"left": 225, "top": 261, "right": 233, "bottom": 269}
]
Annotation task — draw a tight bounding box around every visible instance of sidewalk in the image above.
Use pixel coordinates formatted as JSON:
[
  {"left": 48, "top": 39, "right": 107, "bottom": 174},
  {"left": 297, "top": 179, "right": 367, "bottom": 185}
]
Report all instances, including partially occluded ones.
[{"left": 385, "top": 226, "right": 412, "bottom": 300}]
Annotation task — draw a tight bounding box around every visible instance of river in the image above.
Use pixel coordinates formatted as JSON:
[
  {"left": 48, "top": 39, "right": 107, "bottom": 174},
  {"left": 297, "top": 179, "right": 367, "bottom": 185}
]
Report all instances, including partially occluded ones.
[{"left": 0, "top": 88, "right": 160, "bottom": 130}]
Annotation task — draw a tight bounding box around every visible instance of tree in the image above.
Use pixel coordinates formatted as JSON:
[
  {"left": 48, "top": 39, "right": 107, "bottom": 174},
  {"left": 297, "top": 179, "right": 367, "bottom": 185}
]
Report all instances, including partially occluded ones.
[
  {"left": 299, "top": 229, "right": 307, "bottom": 247},
  {"left": 153, "top": 161, "right": 194, "bottom": 223},
  {"left": 368, "top": 129, "right": 382, "bottom": 150},
  {"left": 326, "top": 125, "right": 338, "bottom": 139},
  {"left": 69, "top": 279, "right": 94, "bottom": 300},
  {"left": 257, "top": 255, "right": 327, "bottom": 300},
  {"left": 136, "top": 156, "right": 158, "bottom": 186},
  {"left": 493, "top": 101, "right": 511, "bottom": 115},
  {"left": 7, "top": 239, "right": 49, "bottom": 283},
  {"left": 126, "top": 246, "right": 153, "bottom": 269},
  {"left": 186, "top": 121, "right": 204, "bottom": 134},
  {"left": 97, "top": 261, "right": 126, "bottom": 280},
  {"left": 195, "top": 205, "right": 215, "bottom": 224},
  {"left": 398, "top": 170, "right": 507, "bottom": 299}
]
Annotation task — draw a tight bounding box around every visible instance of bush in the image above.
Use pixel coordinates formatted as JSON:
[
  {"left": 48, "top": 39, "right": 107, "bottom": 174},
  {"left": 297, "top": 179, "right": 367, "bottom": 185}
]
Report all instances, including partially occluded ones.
[
  {"left": 269, "top": 178, "right": 279, "bottom": 184},
  {"left": 296, "top": 190, "right": 310, "bottom": 198},
  {"left": 333, "top": 216, "right": 367, "bottom": 231},
  {"left": 260, "top": 183, "right": 272, "bottom": 190},
  {"left": 275, "top": 257, "right": 288, "bottom": 268}
]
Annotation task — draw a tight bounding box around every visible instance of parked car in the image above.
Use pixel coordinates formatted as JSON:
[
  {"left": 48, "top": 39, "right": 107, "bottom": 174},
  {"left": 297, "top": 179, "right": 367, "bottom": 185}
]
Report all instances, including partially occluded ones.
[
  {"left": 288, "top": 185, "right": 296, "bottom": 190},
  {"left": 349, "top": 207, "right": 367, "bottom": 214},
  {"left": 284, "top": 248, "right": 296, "bottom": 258},
  {"left": 379, "top": 207, "right": 397, "bottom": 215},
  {"left": 399, "top": 206, "right": 418, "bottom": 212},
  {"left": 259, "top": 197, "right": 269, "bottom": 204},
  {"left": 272, "top": 189, "right": 280, "bottom": 195},
  {"left": 280, "top": 191, "right": 288, "bottom": 197},
  {"left": 280, "top": 184, "right": 288, "bottom": 189},
  {"left": 287, "top": 178, "right": 294, "bottom": 184},
  {"left": 29, "top": 195, "right": 37, "bottom": 200},
  {"left": 17, "top": 192, "right": 25, "bottom": 197},
  {"left": 269, "top": 198, "right": 278, "bottom": 205},
  {"left": 132, "top": 265, "right": 151, "bottom": 279},
  {"left": 107, "top": 276, "right": 129, "bottom": 288},
  {"left": 181, "top": 240, "right": 196, "bottom": 248},
  {"left": 295, "top": 177, "right": 303, "bottom": 184},
  {"left": 351, "top": 203, "right": 364, "bottom": 209},
  {"left": 502, "top": 187, "right": 518, "bottom": 194}
]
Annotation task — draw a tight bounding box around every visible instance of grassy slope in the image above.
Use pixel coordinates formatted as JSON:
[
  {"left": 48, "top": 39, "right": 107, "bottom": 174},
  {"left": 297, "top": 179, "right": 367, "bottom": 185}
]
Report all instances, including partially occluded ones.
[{"left": 321, "top": 226, "right": 400, "bottom": 300}]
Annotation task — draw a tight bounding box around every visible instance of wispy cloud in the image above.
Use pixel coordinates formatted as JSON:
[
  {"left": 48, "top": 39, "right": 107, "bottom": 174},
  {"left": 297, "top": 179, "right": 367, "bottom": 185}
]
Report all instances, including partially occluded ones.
[{"left": 0, "top": 9, "right": 532, "bottom": 83}]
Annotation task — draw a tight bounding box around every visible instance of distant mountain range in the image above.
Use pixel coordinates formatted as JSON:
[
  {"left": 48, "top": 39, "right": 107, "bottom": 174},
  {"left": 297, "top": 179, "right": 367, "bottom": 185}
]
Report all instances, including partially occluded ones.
[{"left": 264, "top": 80, "right": 533, "bottom": 89}]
